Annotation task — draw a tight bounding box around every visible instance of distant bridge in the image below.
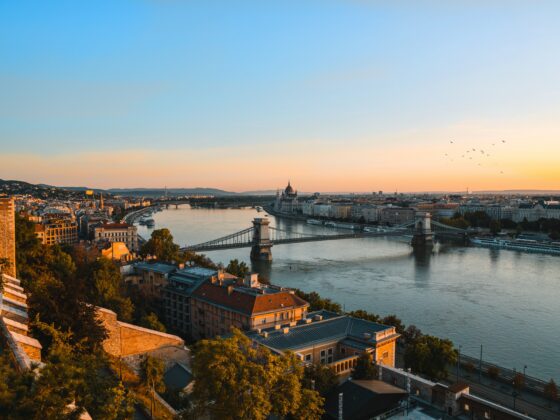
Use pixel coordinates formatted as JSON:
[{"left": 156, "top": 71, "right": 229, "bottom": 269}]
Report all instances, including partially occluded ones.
[{"left": 181, "top": 212, "right": 467, "bottom": 261}]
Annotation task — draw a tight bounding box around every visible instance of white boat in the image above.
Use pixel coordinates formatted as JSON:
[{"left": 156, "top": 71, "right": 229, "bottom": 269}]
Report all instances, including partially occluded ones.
[{"left": 306, "top": 219, "right": 323, "bottom": 225}]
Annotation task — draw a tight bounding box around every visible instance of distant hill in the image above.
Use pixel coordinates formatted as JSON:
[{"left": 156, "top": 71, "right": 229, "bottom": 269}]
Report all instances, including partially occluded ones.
[
  {"left": 106, "top": 187, "right": 237, "bottom": 197},
  {"left": 0, "top": 179, "right": 89, "bottom": 199}
]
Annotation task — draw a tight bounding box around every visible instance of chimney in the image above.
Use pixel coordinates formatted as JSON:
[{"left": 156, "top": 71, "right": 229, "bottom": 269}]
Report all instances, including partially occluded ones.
[
  {"left": 227, "top": 285, "right": 234, "bottom": 295},
  {"left": 313, "top": 314, "right": 323, "bottom": 322},
  {"left": 244, "top": 273, "right": 260, "bottom": 288},
  {"left": 274, "top": 324, "right": 281, "bottom": 330},
  {"left": 282, "top": 327, "right": 290, "bottom": 334}
]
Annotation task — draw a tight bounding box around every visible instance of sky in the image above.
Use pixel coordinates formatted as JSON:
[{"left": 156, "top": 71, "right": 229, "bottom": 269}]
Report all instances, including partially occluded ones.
[{"left": 1, "top": 0, "right": 560, "bottom": 192}]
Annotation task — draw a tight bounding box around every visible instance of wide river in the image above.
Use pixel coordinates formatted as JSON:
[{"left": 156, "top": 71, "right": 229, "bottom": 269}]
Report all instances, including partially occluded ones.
[{"left": 137, "top": 205, "right": 560, "bottom": 381}]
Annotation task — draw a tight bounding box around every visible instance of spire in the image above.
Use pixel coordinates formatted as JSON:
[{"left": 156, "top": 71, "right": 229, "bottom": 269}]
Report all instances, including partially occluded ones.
[{"left": 99, "top": 192, "right": 104, "bottom": 209}]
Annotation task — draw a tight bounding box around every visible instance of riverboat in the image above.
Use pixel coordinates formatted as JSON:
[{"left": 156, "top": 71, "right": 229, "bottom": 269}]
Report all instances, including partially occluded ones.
[
  {"left": 470, "top": 237, "right": 560, "bottom": 256},
  {"left": 306, "top": 219, "right": 323, "bottom": 225}
]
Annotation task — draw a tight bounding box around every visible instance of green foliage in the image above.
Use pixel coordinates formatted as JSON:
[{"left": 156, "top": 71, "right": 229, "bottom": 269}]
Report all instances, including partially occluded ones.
[
  {"left": 463, "top": 211, "right": 491, "bottom": 228},
  {"left": 225, "top": 259, "right": 249, "bottom": 278},
  {"left": 440, "top": 216, "right": 470, "bottom": 230},
  {"left": 404, "top": 335, "right": 457, "bottom": 380},
  {"left": 86, "top": 258, "right": 134, "bottom": 321},
  {"left": 0, "top": 323, "right": 133, "bottom": 420},
  {"left": 15, "top": 215, "right": 106, "bottom": 351},
  {"left": 487, "top": 366, "right": 500, "bottom": 380},
  {"left": 191, "top": 329, "right": 324, "bottom": 420},
  {"left": 302, "top": 364, "right": 338, "bottom": 395},
  {"left": 348, "top": 309, "right": 380, "bottom": 323},
  {"left": 489, "top": 219, "right": 501, "bottom": 235},
  {"left": 353, "top": 353, "right": 378, "bottom": 380},
  {"left": 544, "top": 379, "right": 558, "bottom": 402},
  {"left": 139, "top": 312, "right": 166, "bottom": 333},
  {"left": 140, "top": 228, "right": 184, "bottom": 262},
  {"left": 294, "top": 290, "right": 342, "bottom": 313}
]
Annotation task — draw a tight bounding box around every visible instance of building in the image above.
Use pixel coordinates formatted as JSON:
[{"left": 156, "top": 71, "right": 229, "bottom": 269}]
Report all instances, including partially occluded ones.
[
  {"left": 274, "top": 181, "right": 300, "bottom": 214},
  {"left": 163, "top": 267, "right": 227, "bottom": 338},
  {"left": 94, "top": 222, "right": 138, "bottom": 251},
  {"left": 191, "top": 273, "right": 309, "bottom": 340},
  {"left": 0, "top": 197, "right": 16, "bottom": 277},
  {"left": 39, "top": 218, "right": 79, "bottom": 245},
  {"left": 126, "top": 261, "right": 178, "bottom": 296},
  {"left": 379, "top": 207, "right": 415, "bottom": 225},
  {"left": 163, "top": 269, "right": 309, "bottom": 340},
  {"left": 246, "top": 310, "right": 399, "bottom": 376}
]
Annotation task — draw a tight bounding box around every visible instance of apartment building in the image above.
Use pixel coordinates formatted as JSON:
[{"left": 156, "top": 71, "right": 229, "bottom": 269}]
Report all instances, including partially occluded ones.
[{"left": 94, "top": 222, "right": 138, "bottom": 251}]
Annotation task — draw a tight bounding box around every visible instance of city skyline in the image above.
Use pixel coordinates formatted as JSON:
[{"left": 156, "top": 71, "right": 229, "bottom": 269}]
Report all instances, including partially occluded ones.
[{"left": 2, "top": 1, "right": 560, "bottom": 191}]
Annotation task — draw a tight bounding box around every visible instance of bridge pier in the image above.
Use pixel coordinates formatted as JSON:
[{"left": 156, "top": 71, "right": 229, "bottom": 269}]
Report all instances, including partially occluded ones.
[
  {"left": 411, "top": 212, "right": 433, "bottom": 252},
  {"left": 250, "top": 218, "right": 273, "bottom": 261}
]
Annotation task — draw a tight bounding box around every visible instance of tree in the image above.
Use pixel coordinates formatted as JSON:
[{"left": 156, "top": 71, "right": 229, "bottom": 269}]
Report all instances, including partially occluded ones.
[
  {"left": 140, "top": 312, "right": 166, "bottom": 332},
  {"left": 141, "top": 356, "right": 165, "bottom": 419},
  {"left": 489, "top": 220, "right": 501, "bottom": 236},
  {"left": 140, "top": 228, "right": 184, "bottom": 262},
  {"left": 86, "top": 258, "right": 134, "bottom": 321},
  {"left": 381, "top": 314, "right": 406, "bottom": 334},
  {"left": 352, "top": 353, "right": 378, "bottom": 380},
  {"left": 294, "top": 290, "right": 342, "bottom": 313},
  {"left": 302, "top": 364, "right": 338, "bottom": 395},
  {"left": 348, "top": 309, "right": 380, "bottom": 323},
  {"left": 191, "top": 329, "right": 323, "bottom": 420},
  {"left": 544, "top": 379, "right": 558, "bottom": 403},
  {"left": 404, "top": 335, "right": 456, "bottom": 380},
  {"left": 487, "top": 366, "right": 500, "bottom": 380},
  {"left": 226, "top": 259, "right": 249, "bottom": 278}
]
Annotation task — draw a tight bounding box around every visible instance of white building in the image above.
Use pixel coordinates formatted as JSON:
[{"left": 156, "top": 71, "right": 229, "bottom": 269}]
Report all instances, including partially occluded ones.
[{"left": 94, "top": 222, "right": 138, "bottom": 251}]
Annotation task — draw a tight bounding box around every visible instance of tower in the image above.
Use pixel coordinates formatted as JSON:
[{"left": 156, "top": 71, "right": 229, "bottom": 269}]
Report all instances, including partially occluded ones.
[
  {"left": 0, "top": 196, "right": 16, "bottom": 277},
  {"left": 250, "top": 218, "right": 273, "bottom": 261},
  {"left": 411, "top": 212, "right": 433, "bottom": 251}
]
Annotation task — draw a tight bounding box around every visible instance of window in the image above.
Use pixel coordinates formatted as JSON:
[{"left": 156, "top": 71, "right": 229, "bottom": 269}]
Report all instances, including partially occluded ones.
[
  {"left": 382, "top": 351, "right": 389, "bottom": 359},
  {"left": 464, "top": 404, "right": 470, "bottom": 412},
  {"left": 327, "top": 348, "right": 333, "bottom": 355},
  {"left": 305, "top": 354, "right": 312, "bottom": 362},
  {"left": 320, "top": 350, "right": 326, "bottom": 357},
  {"left": 341, "top": 348, "right": 346, "bottom": 355}
]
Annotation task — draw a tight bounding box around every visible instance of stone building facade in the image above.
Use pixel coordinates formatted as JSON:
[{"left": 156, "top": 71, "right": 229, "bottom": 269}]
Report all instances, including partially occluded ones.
[{"left": 0, "top": 197, "right": 16, "bottom": 277}]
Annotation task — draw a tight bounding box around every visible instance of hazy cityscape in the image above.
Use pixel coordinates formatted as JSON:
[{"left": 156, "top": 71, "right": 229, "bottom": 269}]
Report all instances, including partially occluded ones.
[{"left": 2, "top": 1, "right": 560, "bottom": 420}]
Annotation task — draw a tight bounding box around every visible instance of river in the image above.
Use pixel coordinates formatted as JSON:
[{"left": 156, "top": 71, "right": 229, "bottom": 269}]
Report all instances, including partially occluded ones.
[{"left": 136, "top": 205, "right": 560, "bottom": 381}]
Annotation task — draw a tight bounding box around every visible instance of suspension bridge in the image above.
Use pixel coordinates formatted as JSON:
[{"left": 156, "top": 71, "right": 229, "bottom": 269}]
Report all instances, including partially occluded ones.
[{"left": 181, "top": 212, "right": 467, "bottom": 261}]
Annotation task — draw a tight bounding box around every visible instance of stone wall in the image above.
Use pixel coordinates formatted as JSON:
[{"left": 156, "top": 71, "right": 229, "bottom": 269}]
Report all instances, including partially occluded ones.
[
  {"left": 96, "top": 307, "right": 184, "bottom": 357},
  {"left": 0, "top": 197, "right": 16, "bottom": 277}
]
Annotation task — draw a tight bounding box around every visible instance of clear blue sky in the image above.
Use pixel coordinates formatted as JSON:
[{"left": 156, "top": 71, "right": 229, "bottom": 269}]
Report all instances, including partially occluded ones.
[{"left": 1, "top": 1, "right": 560, "bottom": 191}]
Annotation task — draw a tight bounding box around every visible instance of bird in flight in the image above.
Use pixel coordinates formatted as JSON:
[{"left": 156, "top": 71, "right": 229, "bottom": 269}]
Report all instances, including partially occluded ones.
[
  {"left": 502, "top": 140, "right": 506, "bottom": 143},
  {"left": 450, "top": 140, "right": 454, "bottom": 144}
]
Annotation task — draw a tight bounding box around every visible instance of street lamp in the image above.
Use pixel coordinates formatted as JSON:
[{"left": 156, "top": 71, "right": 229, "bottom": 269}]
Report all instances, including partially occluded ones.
[
  {"left": 512, "top": 390, "right": 518, "bottom": 410},
  {"left": 456, "top": 345, "right": 462, "bottom": 382}
]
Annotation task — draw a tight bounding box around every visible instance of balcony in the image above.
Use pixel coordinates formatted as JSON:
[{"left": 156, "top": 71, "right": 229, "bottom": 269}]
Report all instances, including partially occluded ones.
[{"left": 329, "top": 355, "right": 360, "bottom": 375}]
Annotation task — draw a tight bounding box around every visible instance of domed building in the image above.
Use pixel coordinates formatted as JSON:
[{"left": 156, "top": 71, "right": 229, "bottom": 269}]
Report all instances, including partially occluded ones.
[{"left": 274, "top": 181, "right": 301, "bottom": 214}]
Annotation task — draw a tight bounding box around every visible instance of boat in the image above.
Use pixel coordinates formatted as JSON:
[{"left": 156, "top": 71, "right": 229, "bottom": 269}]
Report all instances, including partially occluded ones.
[
  {"left": 256, "top": 206, "right": 263, "bottom": 212},
  {"left": 145, "top": 218, "right": 155, "bottom": 228},
  {"left": 306, "top": 219, "right": 323, "bottom": 225},
  {"left": 470, "top": 237, "right": 560, "bottom": 256}
]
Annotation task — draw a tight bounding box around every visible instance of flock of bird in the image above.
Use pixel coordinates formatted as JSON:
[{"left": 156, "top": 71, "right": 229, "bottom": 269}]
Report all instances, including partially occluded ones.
[{"left": 443, "top": 139, "right": 507, "bottom": 174}]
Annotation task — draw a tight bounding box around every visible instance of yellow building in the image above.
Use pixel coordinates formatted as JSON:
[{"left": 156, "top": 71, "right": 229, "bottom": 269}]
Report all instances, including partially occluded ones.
[
  {"left": 39, "top": 219, "right": 79, "bottom": 245},
  {"left": 246, "top": 310, "right": 399, "bottom": 376},
  {"left": 101, "top": 241, "right": 132, "bottom": 262}
]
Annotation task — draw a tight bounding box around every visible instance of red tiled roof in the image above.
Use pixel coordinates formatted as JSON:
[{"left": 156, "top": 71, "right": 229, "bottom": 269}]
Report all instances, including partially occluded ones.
[
  {"left": 193, "top": 281, "right": 308, "bottom": 315},
  {"left": 100, "top": 223, "right": 131, "bottom": 229}
]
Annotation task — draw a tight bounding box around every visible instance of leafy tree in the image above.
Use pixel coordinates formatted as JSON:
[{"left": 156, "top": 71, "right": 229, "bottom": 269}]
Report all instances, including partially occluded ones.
[
  {"left": 140, "top": 312, "right": 166, "bottom": 332},
  {"left": 544, "top": 379, "right": 558, "bottom": 403},
  {"left": 191, "top": 328, "right": 323, "bottom": 420},
  {"left": 140, "top": 228, "right": 184, "bottom": 262},
  {"left": 294, "top": 290, "right": 342, "bottom": 313},
  {"left": 402, "top": 325, "right": 423, "bottom": 344},
  {"left": 487, "top": 366, "right": 500, "bottom": 380},
  {"left": 381, "top": 314, "right": 406, "bottom": 334},
  {"left": 404, "top": 335, "right": 456, "bottom": 380},
  {"left": 440, "top": 216, "right": 469, "bottom": 230},
  {"left": 489, "top": 219, "right": 501, "bottom": 235},
  {"left": 353, "top": 353, "right": 378, "bottom": 380},
  {"left": 225, "top": 259, "right": 249, "bottom": 278},
  {"left": 141, "top": 356, "right": 166, "bottom": 419},
  {"left": 86, "top": 258, "right": 134, "bottom": 321},
  {"left": 348, "top": 309, "right": 380, "bottom": 323},
  {"left": 302, "top": 364, "right": 338, "bottom": 395}
]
